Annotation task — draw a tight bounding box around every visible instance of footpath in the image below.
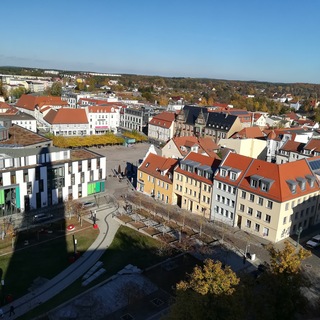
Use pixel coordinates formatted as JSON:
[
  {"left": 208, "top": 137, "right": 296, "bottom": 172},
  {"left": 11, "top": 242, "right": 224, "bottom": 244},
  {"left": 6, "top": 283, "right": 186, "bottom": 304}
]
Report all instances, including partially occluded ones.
[{"left": 1, "top": 200, "right": 120, "bottom": 319}]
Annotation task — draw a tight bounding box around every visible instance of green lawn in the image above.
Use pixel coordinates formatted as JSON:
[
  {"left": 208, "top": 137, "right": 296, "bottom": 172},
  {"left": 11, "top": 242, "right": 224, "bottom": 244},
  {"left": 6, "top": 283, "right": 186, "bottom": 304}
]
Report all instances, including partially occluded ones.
[
  {"left": 19, "top": 225, "right": 178, "bottom": 319},
  {"left": 0, "top": 217, "right": 98, "bottom": 301}
]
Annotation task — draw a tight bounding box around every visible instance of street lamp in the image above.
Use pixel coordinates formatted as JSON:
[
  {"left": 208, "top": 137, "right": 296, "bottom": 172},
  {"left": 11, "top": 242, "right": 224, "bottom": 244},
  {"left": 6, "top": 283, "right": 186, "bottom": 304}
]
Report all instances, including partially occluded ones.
[
  {"left": 73, "top": 234, "right": 77, "bottom": 255},
  {"left": 296, "top": 227, "right": 303, "bottom": 247}
]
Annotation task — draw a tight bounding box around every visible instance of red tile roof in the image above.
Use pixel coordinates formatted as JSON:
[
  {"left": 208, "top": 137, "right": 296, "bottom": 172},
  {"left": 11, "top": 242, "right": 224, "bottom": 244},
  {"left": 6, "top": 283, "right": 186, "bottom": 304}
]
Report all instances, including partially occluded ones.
[
  {"left": 16, "top": 94, "right": 68, "bottom": 111},
  {"left": 149, "top": 112, "right": 175, "bottom": 129},
  {"left": 215, "top": 153, "right": 253, "bottom": 187},
  {"left": 88, "top": 105, "right": 119, "bottom": 113},
  {"left": 231, "top": 127, "right": 264, "bottom": 139},
  {"left": 171, "top": 136, "right": 219, "bottom": 158},
  {"left": 242, "top": 158, "right": 315, "bottom": 202},
  {"left": 139, "top": 153, "right": 178, "bottom": 183},
  {"left": 0, "top": 102, "right": 10, "bottom": 109},
  {"left": 175, "top": 152, "right": 221, "bottom": 184},
  {"left": 304, "top": 139, "right": 320, "bottom": 153},
  {"left": 280, "top": 140, "right": 305, "bottom": 152},
  {"left": 44, "top": 108, "right": 88, "bottom": 124}
]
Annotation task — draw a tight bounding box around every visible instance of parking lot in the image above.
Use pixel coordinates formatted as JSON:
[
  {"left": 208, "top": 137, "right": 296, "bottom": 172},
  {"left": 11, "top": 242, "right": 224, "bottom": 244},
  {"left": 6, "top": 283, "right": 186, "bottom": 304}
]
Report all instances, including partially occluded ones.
[{"left": 89, "top": 142, "right": 159, "bottom": 178}]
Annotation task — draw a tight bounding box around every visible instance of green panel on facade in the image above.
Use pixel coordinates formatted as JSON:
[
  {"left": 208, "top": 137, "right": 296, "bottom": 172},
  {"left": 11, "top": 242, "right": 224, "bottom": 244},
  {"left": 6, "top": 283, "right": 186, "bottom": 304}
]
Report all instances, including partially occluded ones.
[
  {"left": 0, "top": 190, "right": 4, "bottom": 205},
  {"left": 96, "top": 182, "right": 101, "bottom": 192},
  {"left": 15, "top": 187, "right": 20, "bottom": 208},
  {"left": 101, "top": 181, "right": 105, "bottom": 192},
  {"left": 87, "top": 183, "right": 92, "bottom": 195}
]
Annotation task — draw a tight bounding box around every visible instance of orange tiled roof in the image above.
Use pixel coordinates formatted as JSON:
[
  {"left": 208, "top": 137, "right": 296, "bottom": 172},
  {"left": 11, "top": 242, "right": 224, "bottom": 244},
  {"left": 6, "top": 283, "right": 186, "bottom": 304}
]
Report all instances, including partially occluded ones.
[
  {"left": 175, "top": 152, "right": 220, "bottom": 184},
  {"left": 88, "top": 105, "right": 119, "bottom": 113},
  {"left": 242, "top": 158, "right": 316, "bottom": 202},
  {"left": 139, "top": 153, "right": 178, "bottom": 183},
  {"left": 172, "top": 136, "right": 219, "bottom": 158},
  {"left": 304, "top": 139, "right": 320, "bottom": 153},
  {"left": 280, "top": 140, "right": 305, "bottom": 152},
  {"left": 44, "top": 108, "right": 88, "bottom": 124},
  {"left": 0, "top": 102, "right": 10, "bottom": 109},
  {"left": 16, "top": 94, "right": 68, "bottom": 111},
  {"left": 231, "top": 127, "right": 264, "bottom": 139},
  {"left": 149, "top": 112, "right": 175, "bottom": 129},
  {"left": 215, "top": 153, "right": 253, "bottom": 186}
]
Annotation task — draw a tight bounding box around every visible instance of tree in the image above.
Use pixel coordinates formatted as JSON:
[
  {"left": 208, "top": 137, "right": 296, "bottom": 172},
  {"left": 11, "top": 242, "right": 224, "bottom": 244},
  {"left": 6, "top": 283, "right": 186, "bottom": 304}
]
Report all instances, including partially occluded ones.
[
  {"left": 177, "top": 259, "right": 239, "bottom": 295},
  {"left": 250, "top": 241, "right": 312, "bottom": 320},
  {"left": 267, "top": 240, "right": 311, "bottom": 275},
  {"left": 167, "top": 259, "right": 240, "bottom": 320},
  {"left": 50, "top": 82, "right": 62, "bottom": 96},
  {"left": 11, "top": 86, "right": 25, "bottom": 99}
]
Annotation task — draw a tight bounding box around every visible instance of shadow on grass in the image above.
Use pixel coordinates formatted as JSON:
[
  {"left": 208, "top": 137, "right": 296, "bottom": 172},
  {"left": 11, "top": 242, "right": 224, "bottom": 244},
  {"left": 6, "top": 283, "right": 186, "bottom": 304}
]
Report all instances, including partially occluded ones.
[{"left": 20, "top": 226, "right": 181, "bottom": 319}]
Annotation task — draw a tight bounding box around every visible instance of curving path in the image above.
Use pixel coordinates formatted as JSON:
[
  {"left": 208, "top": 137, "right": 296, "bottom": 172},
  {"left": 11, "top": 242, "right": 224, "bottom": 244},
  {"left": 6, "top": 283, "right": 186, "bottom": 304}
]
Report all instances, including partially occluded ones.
[{"left": 2, "top": 204, "right": 120, "bottom": 319}]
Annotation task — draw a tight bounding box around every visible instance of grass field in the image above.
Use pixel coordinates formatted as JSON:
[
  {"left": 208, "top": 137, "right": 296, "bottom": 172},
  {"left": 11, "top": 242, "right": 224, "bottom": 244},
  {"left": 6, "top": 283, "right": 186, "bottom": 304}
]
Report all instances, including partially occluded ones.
[
  {"left": 0, "top": 217, "right": 98, "bottom": 301},
  {"left": 17, "top": 225, "right": 181, "bottom": 319}
]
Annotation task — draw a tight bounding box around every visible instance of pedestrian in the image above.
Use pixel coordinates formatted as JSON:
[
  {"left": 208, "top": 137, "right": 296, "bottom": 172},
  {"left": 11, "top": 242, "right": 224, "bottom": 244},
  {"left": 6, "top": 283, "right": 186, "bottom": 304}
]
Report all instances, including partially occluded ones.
[
  {"left": 0, "top": 308, "right": 4, "bottom": 318},
  {"left": 9, "top": 305, "right": 15, "bottom": 317}
]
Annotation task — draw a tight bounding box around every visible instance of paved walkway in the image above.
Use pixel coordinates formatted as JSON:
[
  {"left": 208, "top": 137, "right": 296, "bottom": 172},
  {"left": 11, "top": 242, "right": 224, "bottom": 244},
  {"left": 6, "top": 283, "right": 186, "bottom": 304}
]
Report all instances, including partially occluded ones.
[{"left": 1, "top": 202, "right": 120, "bottom": 319}]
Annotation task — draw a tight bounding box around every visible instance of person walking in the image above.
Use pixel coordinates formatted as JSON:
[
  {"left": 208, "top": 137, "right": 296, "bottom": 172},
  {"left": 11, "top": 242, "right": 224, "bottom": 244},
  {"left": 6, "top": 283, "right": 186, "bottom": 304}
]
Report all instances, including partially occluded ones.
[{"left": 9, "top": 305, "right": 15, "bottom": 317}]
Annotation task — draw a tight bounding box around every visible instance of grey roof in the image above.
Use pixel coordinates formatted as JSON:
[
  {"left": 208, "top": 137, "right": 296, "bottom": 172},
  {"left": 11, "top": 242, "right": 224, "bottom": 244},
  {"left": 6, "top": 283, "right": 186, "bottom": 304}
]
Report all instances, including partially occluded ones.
[
  {"left": 0, "top": 146, "right": 65, "bottom": 158},
  {"left": 206, "top": 112, "right": 237, "bottom": 129}
]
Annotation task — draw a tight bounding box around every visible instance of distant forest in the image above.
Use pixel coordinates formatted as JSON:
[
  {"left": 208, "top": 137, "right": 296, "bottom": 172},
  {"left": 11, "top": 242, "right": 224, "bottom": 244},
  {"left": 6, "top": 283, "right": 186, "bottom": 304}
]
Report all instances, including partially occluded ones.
[{"left": 1, "top": 65, "right": 320, "bottom": 108}]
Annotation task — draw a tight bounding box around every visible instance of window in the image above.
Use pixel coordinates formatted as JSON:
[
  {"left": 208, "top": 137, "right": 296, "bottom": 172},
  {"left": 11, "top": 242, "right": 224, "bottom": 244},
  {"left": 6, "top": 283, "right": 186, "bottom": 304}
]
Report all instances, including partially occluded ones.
[
  {"left": 283, "top": 216, "right": 287, "bottom": 224},
  {"left": 249, "top": 194, "right": 255, "bottom": 202},
  {"left": 220, "top": 169, "right": 227, "bottom": 177},
  {"left": 251, "top": 179, "right": 258, "bottom": 188},
  {"left": 241, "top": 191, "right": 246, "bottom": 199},
  {"left": 218, "top": 182, "right": 222, "bottom": 189},
  {"left": 247, "top": 207, "right": 253, "bottom": 216},
  {"left": 265, "top": 214, "right": 271, "bottom": 223},
  {"left": 255, "top": 223, "right": 260, "bottom": 232},
  {"left": 267, "top": 200, "right": 273, "bottom": 209},
  {"left": 263, "top": 227, "right": 269, "bottom": 237},
  {"left": 27, "top": 182, "right": 32, "bottom": 194},
  {"left": 285, "top": 203, "right": 289, "bottom": 211},
  {"left": 256, "top": 211, "right": 262, "bottom": 219},
  {"left": 246, "top": 219, "right": 252, "bottom": 228},
  {"left": 258, "top": 197, "right": 263, "bottom": 206},
  {"left": 230, "top": 172, "right": 237, "bottom": 180},
  {"left": 239, "top": 204, "right": 245, "bottom": 212}
]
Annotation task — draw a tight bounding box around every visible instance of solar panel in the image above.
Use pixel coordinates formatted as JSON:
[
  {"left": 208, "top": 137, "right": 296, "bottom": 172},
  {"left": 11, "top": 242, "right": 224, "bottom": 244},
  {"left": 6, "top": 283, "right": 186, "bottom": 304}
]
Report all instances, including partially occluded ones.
[{"left": 309, "top": 159, "right": 320, "bottom": 171}]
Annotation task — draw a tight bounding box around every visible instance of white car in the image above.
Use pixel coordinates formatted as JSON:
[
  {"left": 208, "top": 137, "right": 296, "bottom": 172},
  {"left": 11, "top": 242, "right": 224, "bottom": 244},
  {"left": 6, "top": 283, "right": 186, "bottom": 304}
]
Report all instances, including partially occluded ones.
[
  {"left": 82, "top": 201, "right": 95, "bottom": 209},
  {"left": 306, "top": 235, "right": 320, "bottom": 249}
]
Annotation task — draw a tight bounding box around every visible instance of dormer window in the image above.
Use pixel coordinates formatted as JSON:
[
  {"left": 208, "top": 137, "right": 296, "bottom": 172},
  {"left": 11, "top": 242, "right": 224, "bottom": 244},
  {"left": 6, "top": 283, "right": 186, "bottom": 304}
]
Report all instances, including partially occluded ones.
[
  {"left": 250, "top": 175, "right": 262, "bottom": 188},
  {"left": 220, "top": 166, "right": 230, "bottom": 178},
  {"left": 145, "top": 162, "right": 150, "bottom": 168},
  {"left": 260, "top": 178, "right": 274, "bottom": 192},
  {"left": 296, "top": 177, "right": 306, "bottom": 191},
  {"left": 287, "top": 179, "right": 298, "bottom": 194},
  {"left": 306, "top": 174, "right": 316, "bottom": 188},
  {"left": 230, "top": 169, "right": 241, "bottom": 181}
]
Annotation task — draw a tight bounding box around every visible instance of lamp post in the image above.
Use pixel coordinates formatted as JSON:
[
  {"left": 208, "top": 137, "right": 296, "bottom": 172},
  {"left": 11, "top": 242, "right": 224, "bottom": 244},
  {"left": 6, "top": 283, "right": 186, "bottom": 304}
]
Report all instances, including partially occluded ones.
[
  {"left": 1, "top": 279, "right": 4, "bottom": 304},
  {"left": 296, "top": 227, "right": 303, "bottom": 247},
  {"left": 73, "top": 235, "right": 77, "bottom": 255}
]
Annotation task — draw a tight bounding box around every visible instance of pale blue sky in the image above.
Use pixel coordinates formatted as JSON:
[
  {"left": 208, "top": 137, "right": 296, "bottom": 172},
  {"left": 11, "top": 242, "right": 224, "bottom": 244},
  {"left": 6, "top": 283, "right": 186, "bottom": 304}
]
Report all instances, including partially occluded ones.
[{"left": 1, "top": 0, "right": 320, "bottom": 83}]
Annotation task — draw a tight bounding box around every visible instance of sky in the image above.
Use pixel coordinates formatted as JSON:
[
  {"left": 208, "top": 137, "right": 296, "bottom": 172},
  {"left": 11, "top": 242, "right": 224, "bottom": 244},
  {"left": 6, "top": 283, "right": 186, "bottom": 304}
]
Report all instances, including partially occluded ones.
[{"left": 1, "top": 0, "right": 320, "bottom": 84}]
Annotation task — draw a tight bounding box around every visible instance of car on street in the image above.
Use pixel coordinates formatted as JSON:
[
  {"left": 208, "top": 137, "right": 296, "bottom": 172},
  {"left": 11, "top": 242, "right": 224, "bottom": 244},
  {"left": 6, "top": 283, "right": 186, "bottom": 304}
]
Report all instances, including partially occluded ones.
[
  {"left": 33, "top": 213, "right": 54, "bottom": 223},
  {"left": 306, "top": 235, "right": 320, "bottom": 249},
  {"left": 82, "top": 201, "right": 95, "bottom": 209}
]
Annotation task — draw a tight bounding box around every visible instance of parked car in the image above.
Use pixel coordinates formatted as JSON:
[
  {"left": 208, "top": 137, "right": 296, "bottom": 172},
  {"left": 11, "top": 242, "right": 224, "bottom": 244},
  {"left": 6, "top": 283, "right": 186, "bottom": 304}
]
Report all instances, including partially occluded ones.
[
  {"left": 33, "top": 213, "right": 54, "bottom": 223},
  {"left": 82, "top": 201, "right": 95, "bottom": 209},
  {"left": 306, "top": 235, "right": 320, "bottom": 249}
]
